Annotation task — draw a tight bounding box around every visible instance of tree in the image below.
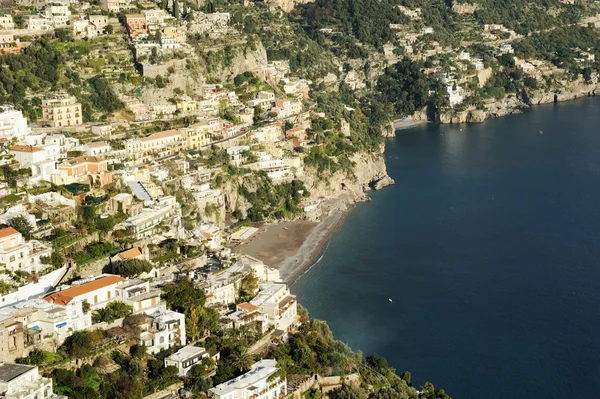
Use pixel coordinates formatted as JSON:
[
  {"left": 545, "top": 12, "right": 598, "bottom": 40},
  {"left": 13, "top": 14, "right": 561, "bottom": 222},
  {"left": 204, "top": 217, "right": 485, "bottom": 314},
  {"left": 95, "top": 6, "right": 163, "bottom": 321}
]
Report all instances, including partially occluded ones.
[
  {"left": 63, "top": 331, "right": 95, "bottom": 359},
  {"left": 173, "top": 0, "right": 180, "bottom": 18},
  {"left": 231, "top": 346, "right": 253, "bottom": 372},
  {"left": 186, "top": 306, "right": 201, "bottom": 342},
  {"left": 111, "top": 259, "right": 153, "bottom": 278},
  {"left": 238, "top": 271, "right": 259, "bottom": 303},
  {"left": 130, "top": 344, "right": 147, "bottom": 359},
  {"left": 105, "top": 24, "right": 114, "bottom": 34},
  {"left": 8, "top": 216, "right": 33, "bottom": 240},
  {"left": 92, "top": 301, "right": 132, "bottom": 323}
]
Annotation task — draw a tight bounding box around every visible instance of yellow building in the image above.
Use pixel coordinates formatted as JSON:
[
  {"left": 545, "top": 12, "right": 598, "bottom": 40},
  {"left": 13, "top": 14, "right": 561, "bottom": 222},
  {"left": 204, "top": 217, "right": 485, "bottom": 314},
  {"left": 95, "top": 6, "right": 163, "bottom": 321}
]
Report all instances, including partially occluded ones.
[
  {"left": 42, "top": 95, "right": 82, "bottom": 127},
  {"left": 163, "top": 26, "right": 186, "bottom": 43},
  {"left": 125, "top": 129, "right": 185, "bottom": 162},
  {"left": 180, "top": 122, "right": 212, "bottom": 149},
  {"left": 176, "top": 96, "right": 197, "bottom": 113}
]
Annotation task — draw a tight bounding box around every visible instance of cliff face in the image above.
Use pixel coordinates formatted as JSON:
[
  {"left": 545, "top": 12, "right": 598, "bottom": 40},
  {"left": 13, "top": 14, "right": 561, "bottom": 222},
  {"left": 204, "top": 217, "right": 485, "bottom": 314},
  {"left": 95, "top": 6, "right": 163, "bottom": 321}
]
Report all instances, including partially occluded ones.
[{"left": 303, "top": 148, "right": 394, "bottom": 205}]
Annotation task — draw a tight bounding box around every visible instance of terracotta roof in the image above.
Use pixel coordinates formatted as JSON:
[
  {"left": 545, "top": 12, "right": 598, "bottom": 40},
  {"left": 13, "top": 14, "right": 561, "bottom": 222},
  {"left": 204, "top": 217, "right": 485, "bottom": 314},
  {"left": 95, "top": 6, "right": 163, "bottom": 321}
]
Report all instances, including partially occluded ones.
[
  {"left": 64, "top": 156, "right": 105, "bottom": 165},
  {"left": 117, "top": 247, "right": 142, "bottom": 260},
  {"left": 9, "top": 145, "right": 44, "bottom": 153},
  {"left": 0, "top": 227, "right": 19, "bottom": 239},
  {"left": 201, "top": 232, "right": 212, "bottom": 240},
  {"left": 238, "top": 302, "right": 259, "bottom": 312},
  {"left": 86, "top": 141, "right": 109, "bottom": 148},
  {"left": 43, "top": 275, "right": 124, "bottom": 305}
]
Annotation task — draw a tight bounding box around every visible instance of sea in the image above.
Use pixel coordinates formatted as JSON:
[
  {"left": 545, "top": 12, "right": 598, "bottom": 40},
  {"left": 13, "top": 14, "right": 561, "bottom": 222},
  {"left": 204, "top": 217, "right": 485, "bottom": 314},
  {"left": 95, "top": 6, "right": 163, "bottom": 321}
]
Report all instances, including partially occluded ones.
[{"left": 292, "top": 98, "right": 600, "bottom": 399}]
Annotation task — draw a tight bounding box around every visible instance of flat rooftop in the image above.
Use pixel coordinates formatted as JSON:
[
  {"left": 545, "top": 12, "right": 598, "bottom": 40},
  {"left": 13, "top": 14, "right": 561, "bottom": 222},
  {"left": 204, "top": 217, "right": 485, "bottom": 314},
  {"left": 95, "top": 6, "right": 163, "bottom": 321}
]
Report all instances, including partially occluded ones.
[{"left": 0, "top": 363, "right": 34, "bottom": 382}]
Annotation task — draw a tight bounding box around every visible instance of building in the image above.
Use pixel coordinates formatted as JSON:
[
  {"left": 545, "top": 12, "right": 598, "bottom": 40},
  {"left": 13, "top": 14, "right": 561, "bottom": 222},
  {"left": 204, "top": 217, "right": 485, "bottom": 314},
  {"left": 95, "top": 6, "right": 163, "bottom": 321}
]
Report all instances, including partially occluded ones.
[
  {"left": 250, "top": 283, "right": 298, "bottom": 332},
  {"left": 138, "top": 309, "right": 186, "bottom": 354},
  {"left": 226, "top": 146, "right": 250, "bottom": 167},
  {"left": 0, "top": 107, "right": 29, "bottom": 140},
  {"left": 42, "top": 95, "right": 82, "bottom": 127},
  {"left": 41, "top": 4, "right": 71, "bottom": 27},
  {"left": 24, "top": 16, "right": 52, "bottom": 31},
  {"left": 125, "top": 130, "right": 185, "bottom": 163},
  {"left": 0, "top": 34, "right": 20, "bottom": 55},
  {"left": 117, "top": 196, "right": 180, "bottom": 238},
  {"left": 28, "top": 299, "right": 92, "bottom": 344},
  {"left": 176, "top": 96, "right": 197, "bottom": 113},
  {"left": 0, "top": 315, "right": 39, "bottom": 363},
  {"left": 164, "top": 345, "right": 220, "bottom": 377},
  {"left": 83, "top": 141, "right": 111, "bottom": 156},
  {"left": 115, "top": 279, "right": 163, "bottom": 314},
  {"left": 220, "top": 302, "right": 269, "bottom": 333},
  {"left": 0, "top": 363, "right": 54, "bottom": 399},
  {"left": 106, "top": 193, "right": 144, "bottom": 216},
  {"left": 180, "top": 123, "right": 212, "bottom": 149},
  {"left": 101, "top": 0, "right": 132, "bottom": 12},
  {"left": 71, "top": 18, "right": 98, "bottom": 39},
  {"left": 124, "top": 14, "right": 148, "bottom": 38},
  {"left": 54, "top": 156, "right": 113, "bottom": 187},
  {"left": 0, "top": 15, "right": 14, "bottom": 30},
  {"left": 43, "top": 274, "right": 125, "bottom": 310},
  {"left": 0, "top": 227, "right": 51, "bottom": 274},
  {"left": 209, "top": 359, "right": 286, "bottom": 399},
  {"left": 89, "top": 15, "right": 109, "bottom": 32}
]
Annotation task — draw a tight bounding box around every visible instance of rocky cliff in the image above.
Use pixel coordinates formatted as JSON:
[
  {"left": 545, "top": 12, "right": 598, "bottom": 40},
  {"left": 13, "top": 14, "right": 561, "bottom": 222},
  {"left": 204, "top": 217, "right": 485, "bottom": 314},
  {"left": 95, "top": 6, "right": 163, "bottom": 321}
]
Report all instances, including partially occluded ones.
[
  {"left": 436, "top": 79, "right": 600, "bottom": 124},
  {"left": 303, "top": 148, "right": 395, "bottom": 205}
]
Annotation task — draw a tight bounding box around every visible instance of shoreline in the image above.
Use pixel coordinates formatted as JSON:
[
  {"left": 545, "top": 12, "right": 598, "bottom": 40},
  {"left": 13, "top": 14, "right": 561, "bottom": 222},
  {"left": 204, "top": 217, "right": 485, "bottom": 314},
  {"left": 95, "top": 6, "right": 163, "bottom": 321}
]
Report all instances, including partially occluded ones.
[{"left": 281, "top": 206, "right": 349, "bottom": 285}]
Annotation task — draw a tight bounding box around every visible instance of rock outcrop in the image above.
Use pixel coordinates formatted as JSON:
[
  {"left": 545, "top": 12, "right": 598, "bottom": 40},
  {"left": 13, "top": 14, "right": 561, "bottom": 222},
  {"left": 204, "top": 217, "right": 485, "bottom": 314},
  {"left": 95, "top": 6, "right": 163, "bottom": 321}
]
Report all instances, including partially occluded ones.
[{"left": 303, "top": 148, "right": 394, "bottom": 205}]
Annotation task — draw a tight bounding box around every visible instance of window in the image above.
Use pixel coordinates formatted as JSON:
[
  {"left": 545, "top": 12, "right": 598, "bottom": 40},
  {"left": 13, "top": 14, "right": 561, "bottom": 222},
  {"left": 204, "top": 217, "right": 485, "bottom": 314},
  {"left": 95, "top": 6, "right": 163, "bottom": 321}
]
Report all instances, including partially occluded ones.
[{"left": 9, "top": 256, "right": 14, "bottom": 262}]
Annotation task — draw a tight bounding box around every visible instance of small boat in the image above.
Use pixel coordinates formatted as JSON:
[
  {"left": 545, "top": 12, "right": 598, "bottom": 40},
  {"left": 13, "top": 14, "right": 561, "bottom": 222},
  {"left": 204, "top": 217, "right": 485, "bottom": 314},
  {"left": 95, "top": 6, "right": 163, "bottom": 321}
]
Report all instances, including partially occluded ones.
[{"left": 388, "top": 298, "right": 393, "bottom": 303}]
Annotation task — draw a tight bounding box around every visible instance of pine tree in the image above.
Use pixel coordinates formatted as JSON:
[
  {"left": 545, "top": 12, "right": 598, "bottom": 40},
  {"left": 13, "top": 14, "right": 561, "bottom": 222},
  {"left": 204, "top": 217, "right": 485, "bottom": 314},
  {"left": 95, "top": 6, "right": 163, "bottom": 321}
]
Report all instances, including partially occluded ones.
[{"left": 173, "top": 0, "right": 180, "bottom": 18}]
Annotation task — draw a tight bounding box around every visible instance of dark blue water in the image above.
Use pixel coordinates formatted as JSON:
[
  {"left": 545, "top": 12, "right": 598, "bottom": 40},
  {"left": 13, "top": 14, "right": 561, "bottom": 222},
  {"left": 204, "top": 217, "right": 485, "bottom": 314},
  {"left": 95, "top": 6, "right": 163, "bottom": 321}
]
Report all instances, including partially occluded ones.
[{"left": 292, "top": 98, "right": 600, "bottom": 399}]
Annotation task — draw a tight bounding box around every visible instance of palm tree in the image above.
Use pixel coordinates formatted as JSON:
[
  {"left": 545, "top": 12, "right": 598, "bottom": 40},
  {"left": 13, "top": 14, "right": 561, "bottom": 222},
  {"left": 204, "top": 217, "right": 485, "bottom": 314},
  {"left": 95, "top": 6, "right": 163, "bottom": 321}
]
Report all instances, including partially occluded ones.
[{"left": 231, "top": 346, "right": 253, "bottom": 372}]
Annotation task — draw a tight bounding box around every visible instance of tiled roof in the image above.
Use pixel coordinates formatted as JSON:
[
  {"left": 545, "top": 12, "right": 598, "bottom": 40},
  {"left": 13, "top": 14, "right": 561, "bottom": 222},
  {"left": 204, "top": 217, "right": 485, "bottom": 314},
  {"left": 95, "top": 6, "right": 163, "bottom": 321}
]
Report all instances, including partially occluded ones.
[
  {"left": 117, "top": 247, "right": 142, "bottom": 260},
  {"left": 9, "top": 145, "right": 44, "bottom": 152},
  {"left": 43, "top": 275, "right": 124, "bottom": 305},
  {"left": 237, "top": 302, "right": 259, "bottom": 312},
  {"left": 0, "top": 227, "right": 19, "bottom": 239}
]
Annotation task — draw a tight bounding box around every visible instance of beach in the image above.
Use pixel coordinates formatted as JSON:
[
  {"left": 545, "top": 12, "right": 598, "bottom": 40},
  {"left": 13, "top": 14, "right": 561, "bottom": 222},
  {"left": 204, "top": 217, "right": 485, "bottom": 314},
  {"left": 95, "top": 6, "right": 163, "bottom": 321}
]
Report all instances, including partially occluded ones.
[{"left": 238, "top": 203, "right": 350, "bottom": 284}]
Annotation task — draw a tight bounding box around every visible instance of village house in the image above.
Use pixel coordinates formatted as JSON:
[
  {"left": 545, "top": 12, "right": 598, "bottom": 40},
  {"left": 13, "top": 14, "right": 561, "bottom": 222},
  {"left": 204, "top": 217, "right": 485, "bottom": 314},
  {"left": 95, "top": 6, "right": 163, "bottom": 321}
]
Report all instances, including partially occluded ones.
[
  {"left": 125, "top": 14, "right": 149, "bottom": 38},
  {"left": 26, "top": 298, "right": 92, "bottom": 344},
  {"left": 41, "top": 4, "right": 71, "bottom": 27},
  {"left": 41, "top": 95, "right": 82, "bottom": 128},
  {"left": 250, "top": 283, "right": 298, "bottom": 332},
  {"left": 0, "top": 15, "right": 14, "bottom": 30},
  {"left": 0, "top": 227, "right": 51, "bottom": 274},
  {"left": 209, "top": 359, "right": 286, "bottom": 399},
  {"left": 116, "top": 196, "right": 181, "bottom": 238},
  {"left": 164, "top": 345, "right": 220, "bottom": 377},
  {"left": 0, "top": 33, "right": 20, "bottom": 55},
  {"left": 107, "top": 193, "right": 144, "bottom": 216},
  {"left": 101, "top": 0, "right": 133, "bottom": 12},
  {"left": 125, "top": 130, "right": 185, "bottom": 163},
  {"left": 83, "top": 141, "right": 111, "bottom": 156},
  {"left": 0, "top": 315, "right": 39, "bottom": 363},
  {"left": 220, "top": 302, "right": 269, "bottom": 333},
  {"left": 115, "top": 279, "right": 164, "bottom": 314},
  {"left": 0, "top": 363, "right": 55, "bottom": 399},
  {"left": 8, "top": 145, "right": 57, "bottom": 184},
  {"left": 24, "top": 15, "right": 52, "bottom": 31},
  {"left": 180, "top": 123, "right": 212, "bottom": 149},
  {"left": 71, "top": 17, "right": 99, "bottom": 39},
  {"left": 138, "top": 309, "right": 186, "bottom": 354},
  {"left": 44, "top": 274, "right": 125, "bottom": 310},
  {"left": 0, "top": 106, "right": 30, "bottom": 140},
  {"left": 110, "top": 247, "right": 147, "bottom": 263},
  {"left": 54, "top": 156, "right": 113, "bottom": 187},
  {"left": 89, "top": 15, "right": 109, "bottom": 32}
]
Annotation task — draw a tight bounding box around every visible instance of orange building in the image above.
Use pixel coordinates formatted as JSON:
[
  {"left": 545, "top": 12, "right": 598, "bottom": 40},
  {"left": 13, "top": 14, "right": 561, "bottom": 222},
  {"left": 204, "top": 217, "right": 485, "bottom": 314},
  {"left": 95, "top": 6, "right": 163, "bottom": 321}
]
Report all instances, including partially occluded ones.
[
  {"left": 56, "top": 156, "right": 113, "bottom": 187},
  {"left": 124, "top": 14, "right": 148, "bottom": 37}
]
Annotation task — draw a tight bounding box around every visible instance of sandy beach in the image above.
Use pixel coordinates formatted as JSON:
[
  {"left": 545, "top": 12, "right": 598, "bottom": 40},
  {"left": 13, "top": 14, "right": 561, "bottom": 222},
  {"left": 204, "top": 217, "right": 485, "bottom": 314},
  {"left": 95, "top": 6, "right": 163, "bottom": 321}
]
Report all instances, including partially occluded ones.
[
  {"left": 238, "top": 204, "right": 350, "bottom": 284},
  {"left": 394, "top": 118, "right": 427, "bottom": 130}
]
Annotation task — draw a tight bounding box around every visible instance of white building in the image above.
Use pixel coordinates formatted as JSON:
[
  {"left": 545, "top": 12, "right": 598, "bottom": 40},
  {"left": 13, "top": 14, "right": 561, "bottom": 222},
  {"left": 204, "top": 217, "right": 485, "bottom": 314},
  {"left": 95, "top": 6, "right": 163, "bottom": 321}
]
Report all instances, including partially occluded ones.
[
  {"left": 0, "top": 227, "right": 51, "bottom": 274},
  {"left": 43, "top": 274, "right": 125, "bottom": 311},
  {"left": 84, "top": 141, "right": 111, "bottom": 156},
  {"left": 226, "top": 146, "right": 250, "bottom": 167},
  {"left": 139, "top": 309, "right": 186, "bottom": 354},
  {"left": 24, "top": 299, "right": 92, "bottom": 344},
  {"left": 250, "top": 283, "right": 298, "bottom": 332},
  {"left": 0, "top": 15, "right": 14, "bottom": 30},
  {"left": 24, "top": 16, "right": 52, "bottom": 31},
  {"left": 164, "top": 345, "right": 220, "bottom": 377},
  {"left": 210, "top": 359, "right": 286, "bottom": 399},
  {"left": 117, "top": 196, "right": 181, "bottom": 239},
  {"left": 0, "top": 106, "right": 30, "bottom": 140},
  {"left": 41, "top": 5, "right": 71, "bottom": 27},
  {"left": 0, "top": 363, "right": 54, "bottom": 399},
  {"left": 115, "top": 279, "right": 164, "bottom": 314}
]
